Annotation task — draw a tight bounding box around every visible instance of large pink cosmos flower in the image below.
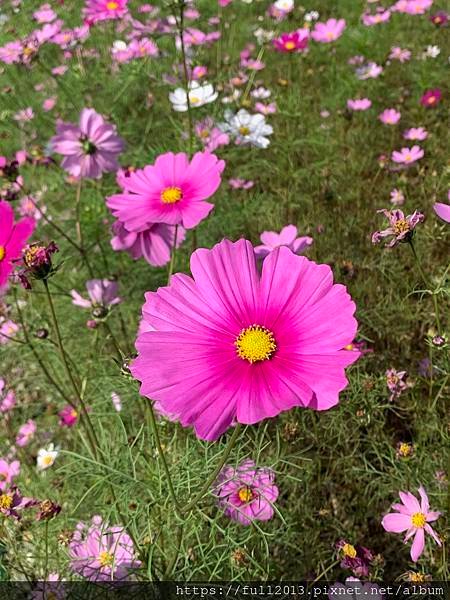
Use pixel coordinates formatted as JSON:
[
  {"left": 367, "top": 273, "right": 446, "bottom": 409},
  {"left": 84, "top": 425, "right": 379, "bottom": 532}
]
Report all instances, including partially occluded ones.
[
  {"left": 69, "top": 515, "right": 141, "bottom": 581},
  {"left": 131, "top": 239, "right": 359, "bottom": 441},
  {"left": 213, "top": 459, "right": 279, "bottom": 525},
  {"left": 311, "top": 19, "right": 346, "bottom": 43},
  {"left": 83, "top": 0, "right": 128, "bottom": 23},
  {"left": 51, "top": 108, "right": 125, "bottom": 179},
  {"left": 106, "top": 152, "right": 225, "bottom": 231},
  {"left": 0, "top": 201, "right": 35, "bottom": 287},
  {"left": 381, "top": 486, "right": 441, "bottom": 562}
]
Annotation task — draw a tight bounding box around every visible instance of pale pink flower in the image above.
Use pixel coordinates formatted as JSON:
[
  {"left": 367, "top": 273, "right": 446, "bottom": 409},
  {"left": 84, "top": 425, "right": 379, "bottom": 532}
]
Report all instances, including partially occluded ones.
[
  {"left": 389, "top": 46, "right": 411, "bottom": 62},
  {"left": 403, "top": 127, "right": 428, "bottom": 140},
  {"left": 379, "top": 108, "right": 401, "bottom": 124},
  {"left": 254, "top": 225, "right": 313, "bottom": 259},
  {"left": 16, "top": 419, "right": 36, "bottom": 447},
  {"left": 347, "top": 98, "right": 372, "bottom": 111},
  {"left": 311, "top": 18, "right": 346, "bottom": 43},
  {"left": 391, "top": 146, "right": 424, "bottom": 164}
]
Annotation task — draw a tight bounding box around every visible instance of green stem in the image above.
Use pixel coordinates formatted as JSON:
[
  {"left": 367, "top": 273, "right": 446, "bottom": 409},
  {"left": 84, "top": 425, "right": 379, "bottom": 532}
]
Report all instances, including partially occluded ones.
[
  {"left": 408, "top": 240, "right": 441, "bottom": 333},
  {"left": 167, "top": 225, "right": 179, "bottom": 285},
  {"left": 182, "top": 424, "right": 242, "bottom": 515}
]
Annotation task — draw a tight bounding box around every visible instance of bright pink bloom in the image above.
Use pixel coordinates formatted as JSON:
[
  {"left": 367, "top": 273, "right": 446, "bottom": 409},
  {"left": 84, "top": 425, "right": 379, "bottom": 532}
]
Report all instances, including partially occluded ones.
[
  {"left": 391, "top": 146, "right": 424, "bottom": 164},
  {"left": 402, "top": 0, "right": 433, "bottom": 15},
  {"left": 106, "top": 152, "right": 224, "bottom": 231},
  {"left": 0, "top": 459, "right": 20, "bottom": 491},
  {"left": 0, "top": 42, "right": 23, "bottom": 64},
  {"left": 51, "top": 108, "right": 124, "bottom": 179},
  {"left": 128, "top": 38, "right": 158, "bottom": 58},
  {"left": 255, "top": 225, "right": 313, "bottom": 259},
  {"left": 69, "top": 515, "right": 141, "bottom": 580},
  {"left": 311, "top": 19, "right": 346, "bottom": 43},
  {"left": 213, "top": 459, "right": 279, "bottom": 525},
  {"left": 379, "top": 108, "right": 401, "bottom": 125},
  {"left": 16, "top": 419, "right": 36, "bottom": 447},
  {"left": 83, "top": 0, "right": 128, "bottom": 23},
  {"left": 0, "top": 201, "right": 35, "bottom": 287},
  {"left": 131, "top": 239, "right": 359, "bottom": 441},
  {"left": 273, "top": 30, "right": 309, "bottom": 53},
  {"left": 58, "top": 405, "right": 79, "bottom": 428},
  {"left": 111, "top": 221, "right": 186, "bottom": 267},
  {"left": 420, "top": 88, "right": 442, "bottom": 107},
  {"left": 347, "top": 98, "right": 371, "bottom": 111},
  {"left": 403, "top": 127, "right": 428, "bottom": 140},
  {"left": 382, "top": 486, "right": 441, "bottom": 562}
]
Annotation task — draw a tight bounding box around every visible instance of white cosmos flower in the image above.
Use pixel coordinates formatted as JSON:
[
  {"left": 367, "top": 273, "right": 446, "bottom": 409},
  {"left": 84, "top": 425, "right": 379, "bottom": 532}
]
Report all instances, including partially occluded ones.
[
  {"left": 304, "top": 10, "right": 320, "bottom": 22},
  {"left": 274, "top": 0, "right": 294, "bottom": 12},
  {"left": 37, "top": 443, "right": 58, "bottom": 471},
  {"left": 251, "top": 86, "right": 271, "bottom": 99},
  {"left": 422, "top": 45, "right": 440, "bottom": 58},
  {"left": 254, "top": 27, "right": 275, "bottom": 44},
  {"left": 219, "top": 109, "right": 273, "bottom": 149},
  {"left": 169, "top": 81, "right": 218, "bottom": 112}
]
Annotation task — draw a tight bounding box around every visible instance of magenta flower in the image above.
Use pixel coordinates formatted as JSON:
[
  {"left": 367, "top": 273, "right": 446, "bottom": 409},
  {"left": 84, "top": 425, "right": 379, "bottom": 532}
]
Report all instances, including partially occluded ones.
[
  {"left": 434, "top": 202, "right": 450, "bottom": 224},
  {"left": 71, "top": 279, "right": 121, "bottom": 310},
  {"left": 213, "top": 459, "right": 279, "bottom": 525},
  {"left": 273, "top": 30, "right": 309, "bottom": 53},
  {"left": 382, "top": 486, "right": 441, "bottom": 562},
  {"left": 0, "top": 459, "right": 20, "bottom": 491},
  {"left": 311, "top": 18, "right": 346, "bottom": 43},
  {"left": 420, "top": 88, "right": 442, "bottom": 108},
  {"left": 106, "top": 152, "right": 224, "bottom": 231},
  {"left": 391, "top": 146, "right": 424, "bottom": 165},
  {"left": 69, "top": 515, "right": 141, "bottom": 581},
  {"left": 131, "top": 239, "right": 359, "bottom": 441},
  {"left": 430, "top": 11, "right": 448, "bottom": 26},
  {"left": 16, "top": 419, "right": 36, "bottom": 447},
  {"left": 403, "top": 127, "right": 428, "bottom": 141},
  {"left": 0, "top": 201, "right": 35, "bottom": 287},
  {"left": 379, "top": 108, "right": 401, "bottom": 125},
  {"left": 255, "top": 225, "right": 313, "bottom": 259},
  {"left": 372, "top": 209, "right": 424, "bottom": 247},
  {"left": 51, "top": 108, "right": 125, "bottom": 179},
  {"left": 83, "top": 0, "right": 128, "bottom": 23},
  {"left": 111, "top": 221, "right": 186, "bottom": 267},
  {"left": 58, "top": 405, "right": 78, "bottom": 428},
  {"left": 347, "top": 98, "right": 371, "bottom": 111}
]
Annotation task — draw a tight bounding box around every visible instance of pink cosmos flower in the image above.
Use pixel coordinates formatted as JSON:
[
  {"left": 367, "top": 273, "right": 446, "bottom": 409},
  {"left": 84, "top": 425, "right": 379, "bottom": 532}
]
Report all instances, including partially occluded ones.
[
  {"left": 403, "top": 127, "right": 428, "bottom": 140},
  {"left": 43, "top": 97, "right": 57, "bottom": 112},
  {"left": 33, "top": 4, "right": 57, "bottom": 23},
  {"left": 273, "top": 30, "right": 309, "bottom": 53},
  {"left": 71, "top": 279, "right": 121, "bottom": 310},
  {"left": 0, "top": 42, "right": 23, "bottom": 65},
  {"left": 420, "top": 88, "right": 442, "bottom": 108},
  {"left": 391, "top": 146, "right": 424, "bottom": 165},
  {"left": 402, "top": 0, "right": 434, "bottom": 15},
  {"left": 0, "top": 320, "right": 20, "bottom": 345},
  {"left": 382, "top": 486, "right": 441, "bottom": 562},
  {"left": 58, "top": 405, "right": 78, "bottom": 428},
  {"left": 0, "top": 459, "right": 20, "bottom": 491},
  {"left": 106, "top": 152, "right": 225, "bottom": 231},
  {"left": 128, "top": 38, "right": 158, "bottom": 59},
  {"left": 362, "top": 10, "right": 391, "bottom": 25},
  {"left": 372, "top": 209, "right": 424, "bottom": 247},
  {"left": 311, "top": 19, "right": 346, "bottom": 43},
  {"left": 379, "top": 108, "right": 401, "bottom": 125},
  {"left": 389, "top": 46, "right": 411, "bottom": 62},
  {"left": 14, "top": 108, "right": 34, "bottom": 122},
  {"left": 16, "top": 419, "right": 37, "bottom": 447},
  {"left": 430, "top": 11, "right": 448, "bottom": 26},
  {"left": 434, "top": 199, "right": 450, "bottom": 223},
  {"left": 255, "top": 225, "right": 313, "bottom": 259},
  {"left": 194, "top": 118, "right": 230, "bottom": 153},
  {"left": 83, "top": 0, "right": 128, "bottom": 23},
  {"left": 355, "top": 62, "right": 383, "bottom": 79},
  {"left": 111, "top": 221, "right": 186, "bottom": 267},
  {"left": 69, "top": 515, "right": 141, "bottom": 580},
  {"left": 229, "top": 179, "right": 254, "bottom": 190},
  {"left": 255, "top": 102, "right": 277, "bottom": 115},
  {"left": 131, "top": 239, "right": 359, "bottom": 441},
  {"left": 0, "top": 380, "right": 16, "bottom": 413},
  {"left": 390, "top": 189, "right": 405, "bottom": 206},
  {"left": 0, "top": 487, "right": 38, "bottom": 520},
  {"left": 347, "top": 98, "right": 371, "bottom": 111},
  {"left": 213, "top": 459, "right": 279, "bottom": 525},
  {"left": 51, "top": 108, "right": 125, "bottom": 179},
  {"left": 0, "top": 201, "right": 35, "bottom": 287},
  {"left": 51, "top": 65, "right": 68, "bottom": 76}
]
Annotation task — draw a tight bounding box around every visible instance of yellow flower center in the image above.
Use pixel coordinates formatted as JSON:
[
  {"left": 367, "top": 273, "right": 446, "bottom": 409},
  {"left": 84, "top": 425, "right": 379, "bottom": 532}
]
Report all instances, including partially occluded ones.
[
  {"left": 409, "top": 572, "right": 428, "bottom": 583},
  {"left": 0, "top": 493, "right": 13, "bottom": 510},
  {"left": 238, "top": 486, "right": 254, "bottom": 503},
  {"left": 326, "top": 31, "right": 335, "bottom": 40},
  {"left": 106, "top": 1, "right": 119, "bottom": 10},
  {"left": 342, "top": 543, "right": 357, "bottom": 558},
  {"left": 284, "top": 41, "right": 296, "bottom": 50},
  {"left": 98, "top": 551, "right": 114, "bottom": 567},
  {"left": 411, "top": 512, "right": 426, "bottom": 528},
  {"left": 398, "top": 442, "right": 412, "bottom": 457},
  {"left": 235, "top": 325, "right": 277, "bottom": 364},
  {"left": 189, "top": 95, "right": 200, "bottom": 105},
  {"left": 393, "top": 219, "right": 410, "bottom": 234},
  {"left": 239, "top": 126, "right": 250, "bottom": 136},
  {"left": 161, "top": 186, "right": 183, "bottom": 204},
  {"left": 0, "top": 246, "right": 5, "bottom": 262}
]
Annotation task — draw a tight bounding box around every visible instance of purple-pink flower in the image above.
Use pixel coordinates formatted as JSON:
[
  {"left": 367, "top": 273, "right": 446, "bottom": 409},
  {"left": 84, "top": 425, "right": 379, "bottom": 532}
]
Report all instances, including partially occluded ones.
[
  {"left": 347, "top": 98, "right": 371, "bottom": 111},
  {"left": 71, "top": 279, "right": 122, "bottom": 311},
  {"left": 379, "top": 108, "right": 401, "bottom": 125},
  {"left": 385, "top": 368, "right": 408, "bottom": 401},
  {"left": 194, "top": 118, "right": 230, "bottom": 153},
  {"left": 51, "top": 108, "right": 125, "bottom": 179},
  {"left": 311, "top": 18, "right": 346, "bottom": 43},
  {"left": 58, "top": 405, "right": 79, "bottom": 428},
  {"left": 0, "top": 459, "right": 20, "bottom": 491},
  {"left": 372, "top": 209, "right": 424, "bottom": 247},
  {"left": 391, "top": 146, "right": 424, "bottom": 165},
  {"left": 254, "top": 225, "right": 313, "bottom": 259},
  {"left": 381, "top": 486, "right": 441, "bottom": 562},
  {"left": 420, "top": 88, "right": 442, "bottom": 108},
  {"left": 16, "top": 419, "right": 36, "bottom": 447},
  {"left": 83, "top": 0, "right": 128, "bottom": 23},
  {"left": 403, "top": 127, "right": 428, "bottom": 141},
  {"left": 0, "top": 487, "right": 38, "bottom": 520},
  {"left": 0, "top": 379, "right": 16, "bottom": 413},
  {"left": 131, "top": 239, "right": 359, "bottom": 441},
  {"left": 273, "top": 30, "right": 309, "bottom": 53},
  {"left": 213, "top": 459, "right": 279, "bottom": 525},
  {"left": 434, "top": 200, "right": 450, "bottom": 224}
]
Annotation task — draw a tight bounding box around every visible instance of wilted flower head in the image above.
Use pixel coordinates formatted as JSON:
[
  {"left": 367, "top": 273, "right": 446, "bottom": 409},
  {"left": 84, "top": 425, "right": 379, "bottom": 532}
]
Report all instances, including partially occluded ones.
[
  {"left": 372, "top": 209, "right": 424, "bottom": 247},
  {"left": 213, "top": 459, "right": 279, "bottom": 525},
  {"left": 385, "top": 368, "right": 408, "bottom": 401},
  {"left": 336, "top": 540, "right": 374, "bottom": 577},
  {"left": 396, "top": 441, "right": 414, "bottom": 458},
  {"left": 19, "top": 241, "right": 58, "bottom": 289},
  {"left": 69, "top": 515, "right": 141, "bottom": 580},
  {"left": 36, "top": 499, "right": 61, "bottom": 521},
  {"left": 381, "top": 486, "right": 441, "bottom": 562}
]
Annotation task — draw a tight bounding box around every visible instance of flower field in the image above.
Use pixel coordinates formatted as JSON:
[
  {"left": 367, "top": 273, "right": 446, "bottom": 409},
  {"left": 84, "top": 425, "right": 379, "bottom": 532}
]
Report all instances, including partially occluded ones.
[{"left": 0, "top": 0, "right": 448, "bottom": 588}]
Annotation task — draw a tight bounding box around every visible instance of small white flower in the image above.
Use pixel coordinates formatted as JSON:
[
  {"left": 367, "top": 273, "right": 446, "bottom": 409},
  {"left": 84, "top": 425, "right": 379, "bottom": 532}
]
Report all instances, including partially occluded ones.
[
  {"left": 422, "top": 45, "right": 440, "bottom": 58},
  {"left": 274, "top": 0, "right": 294, "bottom": 12},
  {"left": 253, "top": 27, "right": 275, "bottom": 44},
  {"left": 221, "top": 89, "right": 242, "bottom": 104},
  {"left": 37, "top": 444, "right": 58, "bottom": 471},
  {"left": 304, "top": 10, "right": 320, "bottom": 22},
  {"left": 219, "top": 109, "right": 273, "bottom": 149},
  {"left": 251, "top": 86, "right": 271, "bottom": 99},
  {"left": 169, "top": 81, "right": 218, "bottom": 112},
  {"left": 112, "top": 40, "right": 127, "bottom": 51},
  {"left": 111, "top": 391, "right": 122, "bottom": 412}
]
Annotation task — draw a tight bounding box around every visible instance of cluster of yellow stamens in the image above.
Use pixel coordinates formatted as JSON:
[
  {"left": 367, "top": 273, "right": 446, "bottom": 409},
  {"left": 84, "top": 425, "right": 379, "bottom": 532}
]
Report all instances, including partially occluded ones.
[
  {"left": 0, "top": 246, "right": 5, "bottom": 262},
  {"left": 284, "top": 41, "right": 296, "bottom": 51},
  {"left": 238, "top": 486, "right": 254, "bottom": 503},
  {"left": 411, "top": 512, "right": 426, "bottom": 528},
  {"left": 0, "top": 493, "right": 13, "bottom": 510},
  {"left": 393, "top": 219, "right": 410, "bottom": 235},
  {"left": 342, "top": 543, "right": 357, "bottom": 559},
  {"left": 239, "top": 126, "right": 250, "bottom": 136},
  {"left": 235, "top": 325, "right": 277, "bottom": 364},
  {"left": 161, "top": 186, "right": 183, "bottom": 204},
  {"left": 106, "top": 1, "right": 119, "bottom": 10},
  {"left": 98, "top": 551, "right": 114, "bottom": 567}
]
